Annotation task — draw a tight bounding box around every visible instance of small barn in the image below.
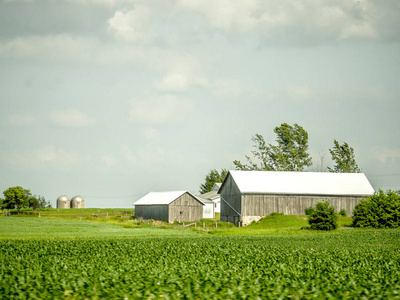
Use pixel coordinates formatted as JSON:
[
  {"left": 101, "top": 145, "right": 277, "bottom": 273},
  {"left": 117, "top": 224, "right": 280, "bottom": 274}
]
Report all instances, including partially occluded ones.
[
  {"left": 198, "top": 183, "right": 222, "bottom": 213},
  {"left": 134, "top": 191, "right": 205, "bottom": 223},
  {"left": 219, "top": 170, "right": 375, "bottom": 226}
]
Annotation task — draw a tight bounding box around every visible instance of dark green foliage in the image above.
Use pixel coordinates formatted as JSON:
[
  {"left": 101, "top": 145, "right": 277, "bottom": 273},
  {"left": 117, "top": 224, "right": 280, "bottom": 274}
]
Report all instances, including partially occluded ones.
[
  {"left": 199, "top": 169, "right": 228, "bottom": 194},
  {"left": 307, "top": 201, "right": 338, "bottom": 231},
  {"left": 2, "top": 186, "right": 32, "bottom": 214},
  {"left": 28, "top": 195, "right": 51, "bottom": 209},
  {"left": 1, "top": 232, "right": 400, "bottom": 299},
  {"left": 305, "top": 207, "right": 315, "bottom": 216},
  {"left": 269, "top": 212, "right": 283, "bottom": 216},
  {"left": 234, "top": 123, "right": 312, "bottom": 171},
  {"left": 328, "top": 140, "right": 360, "bottom": 173},
  {"left": 352, "top": 190, "right": 400, "bottom": 228},
  {"left": 339, "top": 209, "right": 347, "bottom": 217}
]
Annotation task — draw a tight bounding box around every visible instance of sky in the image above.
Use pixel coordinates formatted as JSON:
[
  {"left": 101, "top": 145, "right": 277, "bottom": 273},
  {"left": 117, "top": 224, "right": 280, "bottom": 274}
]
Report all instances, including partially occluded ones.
[{"left": 1, "top": 0, "right": 400, "bottom": 208}]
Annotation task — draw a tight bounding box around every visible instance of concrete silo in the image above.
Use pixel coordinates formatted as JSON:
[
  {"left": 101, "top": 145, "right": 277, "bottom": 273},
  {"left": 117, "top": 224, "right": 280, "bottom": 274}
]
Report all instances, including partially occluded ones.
[
  {"left": 71, "top": 195, "right": 85, "bottom": 208},
  {"left": 57, "top": 195, "right": 71, "bottom": 209}
]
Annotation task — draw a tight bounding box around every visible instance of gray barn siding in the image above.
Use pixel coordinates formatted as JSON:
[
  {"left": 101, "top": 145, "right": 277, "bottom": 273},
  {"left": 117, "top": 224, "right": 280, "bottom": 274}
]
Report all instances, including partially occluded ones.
[
  {"left": 135, "top": 205, "right": 169, "bottom": 222},
  {"left": 242, "top": 194, "right": 363, "bottom": 216},
  {"left": 239, "top": 194, "right": 364, "bottom": 225},
  {"left": 168, "top": 193, "right": 203, "bottom": 223},
  {"left": 220, "top": 174, "right": 242, "bottom": 225}
]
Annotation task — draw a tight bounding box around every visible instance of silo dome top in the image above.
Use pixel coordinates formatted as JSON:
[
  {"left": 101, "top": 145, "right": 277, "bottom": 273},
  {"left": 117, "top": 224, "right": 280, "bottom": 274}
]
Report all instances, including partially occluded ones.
[
  {"left": 57, "top": 195, "right": 70, "bottom": 201},
  {"left": 71, "top": 195, "right": 85, "bottom": 202}
]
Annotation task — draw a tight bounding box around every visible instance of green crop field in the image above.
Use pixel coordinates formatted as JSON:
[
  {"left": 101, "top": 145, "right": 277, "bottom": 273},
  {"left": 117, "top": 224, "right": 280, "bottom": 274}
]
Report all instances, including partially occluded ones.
[
  {"left": 1, "top": 216, "right": 400, "bottom": 299},
  {"left": 0, "top": 217, "right": 202, "bottom": 240}
]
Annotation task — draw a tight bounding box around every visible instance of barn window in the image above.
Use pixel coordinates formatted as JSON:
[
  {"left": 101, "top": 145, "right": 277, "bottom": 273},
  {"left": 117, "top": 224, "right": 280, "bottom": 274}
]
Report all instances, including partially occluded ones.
[{"left": 180, "top": 211, "right": 183, "bottom": 215}]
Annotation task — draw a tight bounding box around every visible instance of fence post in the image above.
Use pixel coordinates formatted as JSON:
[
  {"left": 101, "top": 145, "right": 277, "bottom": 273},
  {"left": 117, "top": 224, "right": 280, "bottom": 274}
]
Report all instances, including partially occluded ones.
[
  {"left": 203, "top": 222, "right": 205, "bottom": 229},
  {"left": 216, "top": 222, "right": 218, "bottom": 229},
  {"left": 183, "top": 222, "right": 185, "bottom": 229},
  {"left": 39, "top": 213, "right": 40, "bottom": 218}
]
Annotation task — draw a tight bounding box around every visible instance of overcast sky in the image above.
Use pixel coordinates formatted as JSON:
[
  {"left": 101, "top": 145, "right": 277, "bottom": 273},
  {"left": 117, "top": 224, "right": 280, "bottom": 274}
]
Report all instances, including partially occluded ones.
[{"left": 1, "top": 0, "right": 400, "bottom": 208}]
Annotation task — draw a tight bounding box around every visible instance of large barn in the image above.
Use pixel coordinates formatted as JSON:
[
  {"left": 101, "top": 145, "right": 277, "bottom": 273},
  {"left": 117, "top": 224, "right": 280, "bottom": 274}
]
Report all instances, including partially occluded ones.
[
  {"left": 219, "top": 170, "right": 375, "bottom": 226},
  {"left": 134, "top": 191, "right": 205, "bottom": 223}
]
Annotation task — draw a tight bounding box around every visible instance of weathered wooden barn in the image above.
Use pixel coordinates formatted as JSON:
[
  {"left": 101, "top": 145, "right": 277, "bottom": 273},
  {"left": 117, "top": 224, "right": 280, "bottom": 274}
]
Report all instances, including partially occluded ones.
[
  {"left": 134, "top": 191, "right": 205, "bottom": 223},
  {"left": 219, "top": 170, "right": 375, "bottom": 226}
]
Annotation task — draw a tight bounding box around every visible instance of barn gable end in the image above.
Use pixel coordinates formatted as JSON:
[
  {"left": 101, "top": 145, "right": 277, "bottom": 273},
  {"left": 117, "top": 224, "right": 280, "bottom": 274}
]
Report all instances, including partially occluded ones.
[
  {"left": 169, "top": 192, "right": 204, "bottom": 223},
  {"left": 219, "top": 172, "right": 242, "bottom": 225}
]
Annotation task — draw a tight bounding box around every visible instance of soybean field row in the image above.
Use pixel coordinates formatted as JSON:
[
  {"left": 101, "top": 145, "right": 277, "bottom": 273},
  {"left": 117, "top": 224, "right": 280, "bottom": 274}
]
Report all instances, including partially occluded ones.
[{"left": 1, "top": 230, "right": 400, "bottom": 299}]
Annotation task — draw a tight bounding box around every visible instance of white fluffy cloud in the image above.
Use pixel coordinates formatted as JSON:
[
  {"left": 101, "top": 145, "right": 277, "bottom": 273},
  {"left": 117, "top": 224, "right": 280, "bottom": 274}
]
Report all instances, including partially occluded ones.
[
  {"left": 178, "top": 0, "right": 261, "bottom": 32},
  {"left": 129, "top": 94, "right": 194, "bottom": 125},
  {"left": 178, "top": 0, "right": 400, "bottom": 45},
  {"left": 158, "top": 72, "right": 189, "bottom": 92},
  {"left": 108, "top": 6, "right": 152, "bottom": 42},
  {"left": 157, "top": 70, "right": 209, "bottom": 92},
  {"left": 49, "top": 108, "right": 95, "bottom": 128}
]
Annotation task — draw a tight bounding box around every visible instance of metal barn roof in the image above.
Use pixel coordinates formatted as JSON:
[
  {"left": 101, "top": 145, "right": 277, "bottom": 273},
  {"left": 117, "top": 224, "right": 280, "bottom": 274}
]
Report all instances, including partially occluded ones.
[
  {"left": 198, "top": 190, "right": 220, "bottom": 201},
  {"left": 223, "top": 170, "right": 375, "bottom": 196},
  {"left": 196, "top": 194, "right": 218, "bottom": 203},
  {"left": 134, "top": 191, "right": 204, "bottom": 205}
]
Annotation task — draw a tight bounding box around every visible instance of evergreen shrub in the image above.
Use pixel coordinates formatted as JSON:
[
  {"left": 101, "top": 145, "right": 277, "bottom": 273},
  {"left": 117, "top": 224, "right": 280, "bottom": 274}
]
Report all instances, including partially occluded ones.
[
  {"left": 305, "top": 207, "right": 315, "bottom": 216},
  {"left": 352, "top": 190, "right": 400, "bottom": 228},
  {"left": 307, "top": 201, "right": 338, "bottom": 231}
]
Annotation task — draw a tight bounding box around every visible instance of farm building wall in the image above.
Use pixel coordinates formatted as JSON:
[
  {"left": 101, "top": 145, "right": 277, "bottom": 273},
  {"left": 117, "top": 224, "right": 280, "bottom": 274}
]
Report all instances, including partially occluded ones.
[
  {"left": 240, "top": 194, "right": 364, "bottom": 226},
  {"left": 135, "top": 205, "right": 169, "bottom": 222},
  {"left": 168, "top": 193, "right": 203, "bottom": 223},
  {"left": 219, "top": 174, "right": 242, "bottom": 226},
  {"left": 202, "top": 201, "right": 215, "bottom": 219}
]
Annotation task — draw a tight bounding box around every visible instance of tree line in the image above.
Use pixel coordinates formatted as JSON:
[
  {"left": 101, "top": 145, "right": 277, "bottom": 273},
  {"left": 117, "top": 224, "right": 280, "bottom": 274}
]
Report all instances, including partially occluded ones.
[
  {"left": 200, "top": 123, "right": 360, "bottom": 193},
  {"left": 0, "top": 186, "right": 51, "bottom": 214}
]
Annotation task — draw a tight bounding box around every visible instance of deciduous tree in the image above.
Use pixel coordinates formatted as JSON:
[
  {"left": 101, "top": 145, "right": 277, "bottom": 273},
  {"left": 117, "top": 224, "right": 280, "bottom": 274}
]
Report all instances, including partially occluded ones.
[
  {"left": 328, "top": 140, "right": 360, "bottom": 173},
  {"left": 29, "top": 195, "right": 51, "bottom": 209},
  {"left": 234, "top": 123, "right": 312, "bottom": 171},
  {"left": 3, "top": 186, "right": 32, "bottom": 214}
]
